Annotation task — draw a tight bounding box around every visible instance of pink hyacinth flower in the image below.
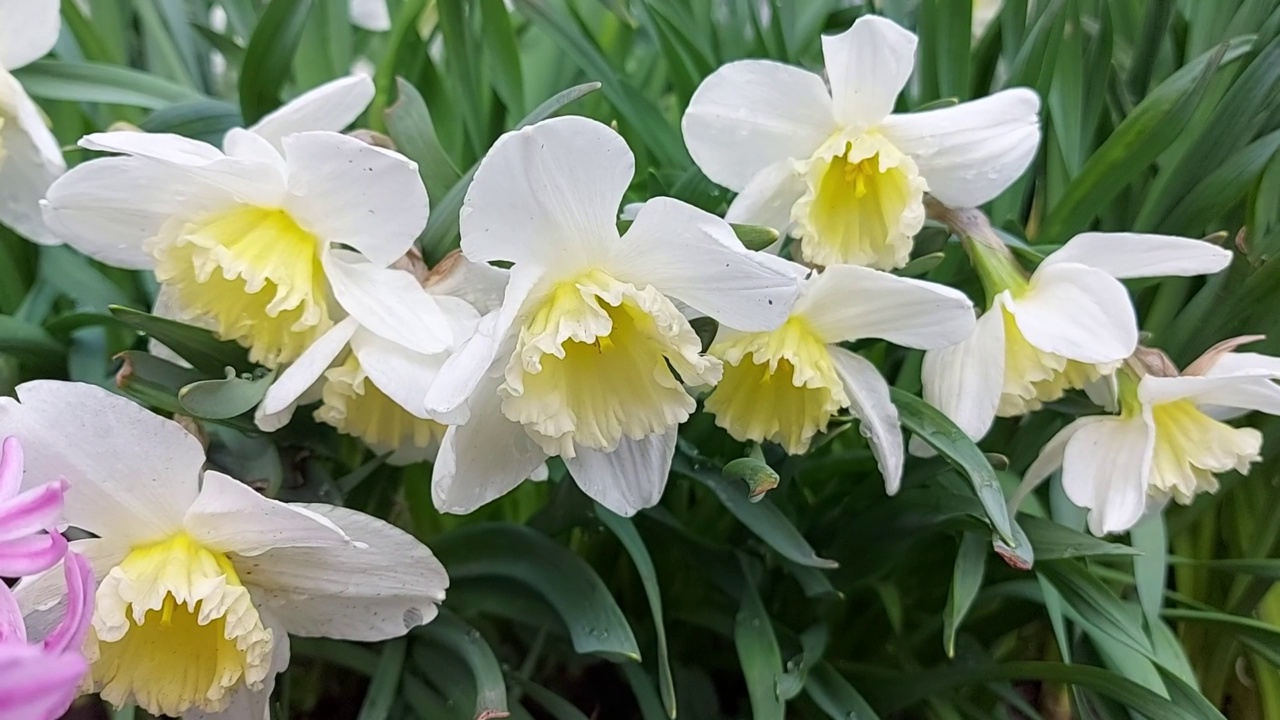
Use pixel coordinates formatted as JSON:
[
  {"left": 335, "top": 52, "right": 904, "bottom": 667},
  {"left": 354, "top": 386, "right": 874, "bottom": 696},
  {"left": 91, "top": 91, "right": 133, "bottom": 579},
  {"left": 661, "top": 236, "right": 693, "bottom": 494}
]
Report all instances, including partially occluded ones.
[
  {"left": 0, "top": 436, "right": 94, "bottom": 719},
  {"left": 0, "top": 436, "right": 69, "bottom": 578}
]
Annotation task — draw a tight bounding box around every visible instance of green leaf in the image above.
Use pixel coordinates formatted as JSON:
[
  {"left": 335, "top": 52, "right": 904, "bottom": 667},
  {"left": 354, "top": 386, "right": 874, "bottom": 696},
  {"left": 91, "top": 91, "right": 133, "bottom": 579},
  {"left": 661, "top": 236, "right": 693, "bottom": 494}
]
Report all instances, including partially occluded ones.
[
  {"left": 674, "top": 455, "right": 837, "bottom": 569},
  {"left": 943, "top": 532, "right": 987, "bottom": 658},
  {"left": 596, "top": 506, "right": 676, "bottom": 718},
  {"left": 0, "top": 315, "right": 65, "bottom": 366},
  {"left": 414, "top": 610, "right": 509, "bottom": 720},
  {"left": 14, "top": 59, "right": 204, "bottom": 108},
  {"left": 480, "top": 0, "right": 526, "bottom": 114},
  {"left": 735, "top": 562, "right": 786, "bottom": 720},
  {"left": 806, "top": 663, "right": 881, "bottom": 720},
  {"left": 1037, "top": 560, "right": 1154, "bottom": 660},
  {"left": 384, "top": 79, "right": 463, "bottom": 204},
  {"left": 723, "top": 455, "right": 780, "bottom": 503},
  {"left": 140, "top": 100, "right": 243, "bottom": 145},
  {"left": 1037, "top": 39, "right": 1242, "bottom": 243},
  {"left": 433, "top": 523, "right": 640, "bottom": 661},
  {"left": 114, "top": 351, "right": 259, "bottom": 433},
  {"left": 1020, "top": 515, "right": 1142, "bottom": 560},
  {"left": 177, "top": 367, "right": 275, "bottom": 420},
  {"left": 356, "top": 637, "right": 407, "bottom": 720},
  {"left": 240, "top": 0, "right": 315, "bottom": 123},
  {"left": 506, "top": 674, "right": 591, "bottom": 720},
  {"left": 1129, "top": 513, "right": 1168, "bottom": 633},
  {"left": 108, "top": 306, "right": 255, "bottom": 375},
  {"left": 1163, "top": 608, "right": 1280, "bottom": 666},
  {"left": 891, "top": 388, "right": 1017, "bottom": 547}
]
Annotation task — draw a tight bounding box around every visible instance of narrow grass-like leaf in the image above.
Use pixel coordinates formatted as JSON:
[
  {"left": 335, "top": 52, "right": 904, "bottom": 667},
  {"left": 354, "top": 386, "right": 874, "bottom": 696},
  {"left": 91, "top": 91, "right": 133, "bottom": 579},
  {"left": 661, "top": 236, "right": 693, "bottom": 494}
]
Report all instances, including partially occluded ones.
[
  {"left": 1020, "top": 515, "right": 1141, "bottom": 560},
  {"left": 414, "top": 610, "right": 509, "bottom": 720},
  {"left": 356, "top": 638, "right": 407, "bottom": 720},
  {"left": 943, "top": 532, "right": 987, "bottom": 657},
  {"left": 735, "top": 562, "right": 785, "bottom": 720},
  {"left": 0, "top": 315, "right": 65, "bottom": 365},
  {"left": 806, "top": 662, "right": 880, "bottom": 720},
  {"left": 1037, "top": 560, "right": 1153, "bottom": 659},
  {"left": 15, "top": 59, "right": 204, "bottom": 108},
  {"left": 108, "top": 305, "right": 254, "bottom": 375},
  {"left": 385, "top": 79, "right": 463, "bottom": 204},
  {"left": 1130, "top": 514, "right": 1168, "bottom": 634},
  {"left": 240, "top": 0, "right": 314, "bottom": 123}
]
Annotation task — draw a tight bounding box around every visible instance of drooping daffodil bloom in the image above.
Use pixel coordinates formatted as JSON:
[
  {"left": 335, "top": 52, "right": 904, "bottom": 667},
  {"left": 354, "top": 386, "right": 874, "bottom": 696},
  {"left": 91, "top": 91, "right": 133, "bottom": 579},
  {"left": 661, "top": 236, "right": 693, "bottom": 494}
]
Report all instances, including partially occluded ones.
[
  {"left": 42, "top": 76, "right": 437, "bottom": 369},
  {"left": 1022, "top": 340, "right": 1280, "bottom": 535},
  {"left": 0, "top": 0, "right": 65, "bottom": 244},
  {"left": 704, "top": 263, "right": 975, "bottom": 491},
  {"left": 1, "top": 436, "right": 96, "bottom": 720},
  {"left": 424, "top": 115, "right": 801, "bottom": 517},
  {"left": 922, "top": 232, "right": 1233, "bottom": 443},
  {"left": 4, "top": 381, "right": 448, "bottom": 718},
  {"left": 349, "top": 0, "right": 391, "bottom": 31},
  {"left": 681, "top": 14, "right": 1040, "bottom": 270},
  {"left": 259, "top": 252, "right": 505, "bottom": 465}
]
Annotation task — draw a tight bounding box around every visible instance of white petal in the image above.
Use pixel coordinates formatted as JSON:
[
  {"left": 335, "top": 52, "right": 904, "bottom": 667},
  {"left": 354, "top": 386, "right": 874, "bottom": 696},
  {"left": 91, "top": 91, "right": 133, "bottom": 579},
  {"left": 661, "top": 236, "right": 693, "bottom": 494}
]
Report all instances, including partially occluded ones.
[
  {"left": 281, "top": 131, "right": 427, "bottom": 266},
  {"left": 1010, "top": 263, "right": 1136, "bottom": 364},
  {"left": 565, "top": 429, "right": 676, "bottom": 516},
  {"left": 220, "top": 127, "right": 289, "bottom": 181},
  {"left": 432, "top": 376, "right": 547, "bottom": 514},
  {"left": 184, "top": 612, "right": 289, "bottom": 720},
  {"left": 921, "top": 300, "right": 1005, "bottom": 441},
  {"left": 1139, "top": 374, "right": 1280, "bottom": 417},
  {"left": 612, "top": 197, "right": 800, "bottom": 332},
  {"left": 1204, "top": 352, "right": 1280, "bottom": 379},
  {"left": 1060, "top": 415, "right": 1153, "bottom": 536},
  {"left": 0, "top": 381, "right": 202, "bottom": 544},
  {"left": 796, "top": 264, "right": 975, "bottom": 347},
  {"left": 249, "top": 75, "right": 375, "bottom": 150},
  {"left": 1021, "top": 415, "right": 1110, "bottom": 494},
  {"left": 349, "top": 0, "right": 391, "bottom": 31},
  {"left": 80, "top": 131, "right": 224, "bottom": 164},
  {"left": 1040, "top": 232, "right": 1233, "bottom": 280},
  {"left": 0, "top": 0, "right": 60, "bottom": 70},
  {"left": 0, "top": 71, "right": 64, "bottom": 244},
  {"left": 323, "top": 255, "right": 453, "bottom": 354},
  {"left": 349, "top": 326, "right": 451, "bottom": 417},
  {"left": 828, "top": 346, "right": 903, "bottom": 493},
  {"left": 881, "top": 88, "right": 1041, "bottom": 207},
  {"left": 424, "top": 266, "right": 542, "bottom": 422},
  {"left": 724, "top": 160, "right": 807, "bottom": 234},
  {"left": 261, "top": 317, "right": 359, "bottom": 415},
  {"left": 424, "top": 252, "right": 511, "bottom": 314},
  {"left": 184, "top": 471, "right": 352, "bottom": 556},
  {"left": 822, "top": 15, "right": 917, "bottom": 129},
  {"left": 681, "top": 59, "right": 835, "bottom": 192},
  {"left": 236, "top": 504, "right": 447, "bottom": 641},
  {"left": 459, "top": 115, "right": 630, "bottom": 269}
]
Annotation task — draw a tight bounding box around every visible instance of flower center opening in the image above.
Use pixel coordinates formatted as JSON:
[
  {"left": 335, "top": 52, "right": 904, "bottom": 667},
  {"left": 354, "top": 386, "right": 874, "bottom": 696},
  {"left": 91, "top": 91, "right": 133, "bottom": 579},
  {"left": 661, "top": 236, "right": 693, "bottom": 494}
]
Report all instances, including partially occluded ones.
[
  {"left": 153, "top": 206, "right": 332, "bottom": 368},
  {"left": 316, "top": 355, "right": 446, "bottom": 463},
  {"left": 1148, "top": 399, "right": 1261, "bottom": 504},
  {"left": 792, "top": 134, "right": 925, "bottom": 269},
  {"left": 704, "top": 317, "right": 846, "bottom": 454},
  {"left": 998, "top": 308, "right": 1101, "bottom": 416},
  {"left": 500, "top": 270, "right": 721, "bottom": 457},
  {"left": 92, "top": 533, "right": 273, "bottom": 718}
]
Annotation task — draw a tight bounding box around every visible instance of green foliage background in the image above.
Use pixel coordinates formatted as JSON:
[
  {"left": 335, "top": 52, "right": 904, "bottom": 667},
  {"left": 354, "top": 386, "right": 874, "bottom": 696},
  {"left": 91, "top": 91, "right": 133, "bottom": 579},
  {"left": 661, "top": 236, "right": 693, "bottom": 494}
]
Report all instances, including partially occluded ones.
[{"left": 5, "top": 0, "right": 1280, "bottom": 718}]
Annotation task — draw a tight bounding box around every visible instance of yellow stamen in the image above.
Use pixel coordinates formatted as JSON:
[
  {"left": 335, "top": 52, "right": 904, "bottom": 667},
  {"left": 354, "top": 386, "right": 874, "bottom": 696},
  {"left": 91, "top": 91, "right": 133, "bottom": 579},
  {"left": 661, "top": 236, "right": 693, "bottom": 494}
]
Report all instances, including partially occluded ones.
[
  {"left": 705, "top": 317, "right": 846, "bottom": 455},
  {"left": 152, "top": 206, "right": 332, "bottom": 368},
  {"left": 91, "top": 533, "right": 272, "bottom": 718}
]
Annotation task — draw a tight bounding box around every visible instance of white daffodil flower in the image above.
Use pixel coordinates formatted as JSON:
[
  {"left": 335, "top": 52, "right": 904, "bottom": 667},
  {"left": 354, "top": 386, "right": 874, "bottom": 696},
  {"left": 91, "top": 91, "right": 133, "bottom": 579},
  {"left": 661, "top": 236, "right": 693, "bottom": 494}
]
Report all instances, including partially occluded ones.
[
  {"left": 1023, "top": 342, "right": 1280, "bottom": 535},
  {"left": 922, "top": 232, "right": 1233, "bottom": 443},
  {"left": 350, "top": 0, "right": 391, "bottom": 31},
  {"left": 41, "top": 76, "right": 446, "bottom": 369},
  {"left": 0, "top": 0, "right": 66, "bottom": 244},
  {"left": 704, "top": 262, "right": 975, "bottom": 492},
  {"left": 681, "top": 14, "right": 1040, "bottom": 270},
  {"left": 258, "top": 253, "right": 505, "bottom": 465},
  {"left": 2, "top": 381, "right": 447, "bottom": 719},
  {"left": 424, "top": 115, "right": 802, "bottom": 517}
]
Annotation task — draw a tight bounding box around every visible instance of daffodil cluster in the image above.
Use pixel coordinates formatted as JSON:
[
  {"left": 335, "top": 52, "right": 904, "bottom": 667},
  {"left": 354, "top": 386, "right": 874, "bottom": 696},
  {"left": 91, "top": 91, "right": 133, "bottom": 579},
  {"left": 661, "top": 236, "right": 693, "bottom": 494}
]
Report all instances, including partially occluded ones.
[{"left": 7, "top": 5, "right": 1280, "bottom": 717}]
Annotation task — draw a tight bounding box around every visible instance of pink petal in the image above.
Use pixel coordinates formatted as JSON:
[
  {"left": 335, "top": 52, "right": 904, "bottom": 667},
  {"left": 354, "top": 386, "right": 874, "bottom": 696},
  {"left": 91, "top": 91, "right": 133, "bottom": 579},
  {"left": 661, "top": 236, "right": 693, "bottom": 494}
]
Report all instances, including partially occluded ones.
[
  {"left": 0, "top": 643, "right": 87, "bottom": 720},
  {"left": 0, "top": 585, "right": 25, "bottom": 645},
  {"left": 0, "top": 437, "right": 21, "bottom": 499},
  {"left": 0, "top": 480, "right": 67, "bottom": 542},
  {"left": 0, "top": 532, "right": 67, "bottom": 578},
  {"left": 41, "top": 552, "right": 93, "bottom": 655}
]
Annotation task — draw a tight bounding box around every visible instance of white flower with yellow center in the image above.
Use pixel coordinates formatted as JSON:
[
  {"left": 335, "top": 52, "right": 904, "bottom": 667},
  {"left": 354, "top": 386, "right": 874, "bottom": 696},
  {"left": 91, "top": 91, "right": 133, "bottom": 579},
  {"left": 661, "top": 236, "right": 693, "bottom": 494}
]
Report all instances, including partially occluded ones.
[
  {"left": 424, "top": 116, "right": 801, "bottom": 516},
  {"left": 922, "top": 232, "right": 1233, "bottom": 443},
  {"left": 681, "top": 15, "right": 1040, "bottom": 270},
  {"left": 2, "top": 381, "right": 447, "bottom": 719},
  {"left": 0, "top": 0, "right": 65, "bottom": 244},
  {"left": 258, "top": 253, "right": 504, "bottom": 465},
  {"left": 41, "top": 76, "right": 437, "bottom": 369},
  {"left": 704, "top": 262, "right": 975, "bottom": 491},
  {"left": 1023, "top": 343, "right": 1280, "bottom": 535}
]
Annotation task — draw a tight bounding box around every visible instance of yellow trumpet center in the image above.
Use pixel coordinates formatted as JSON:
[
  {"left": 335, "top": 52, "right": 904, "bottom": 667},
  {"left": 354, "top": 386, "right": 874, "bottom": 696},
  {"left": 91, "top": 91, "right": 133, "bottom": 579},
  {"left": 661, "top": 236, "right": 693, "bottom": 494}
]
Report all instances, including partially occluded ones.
[
  {"left": 91, "top": 533, "right": 273, "bottom": 718},
  {"left": 316, "top": 355, "right": 447, "bottom": 464},
  {"left": 1148, "top": 399, "right": 1261, "bottom": 504},
  {"left": 153, "top": 206, "right": 332, "bottom": 368},
  {"left": 792, "top": 134, "right": 926, "bottom": 270},
  {"left": 997, "top": 308, "right": 1101, "bottom": 416},
  {"left": 500, "top": 269, "right": 721, "bottom": 457},
  {"left": 704, "top": 317, "right": 846, "bottom": 455}
]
